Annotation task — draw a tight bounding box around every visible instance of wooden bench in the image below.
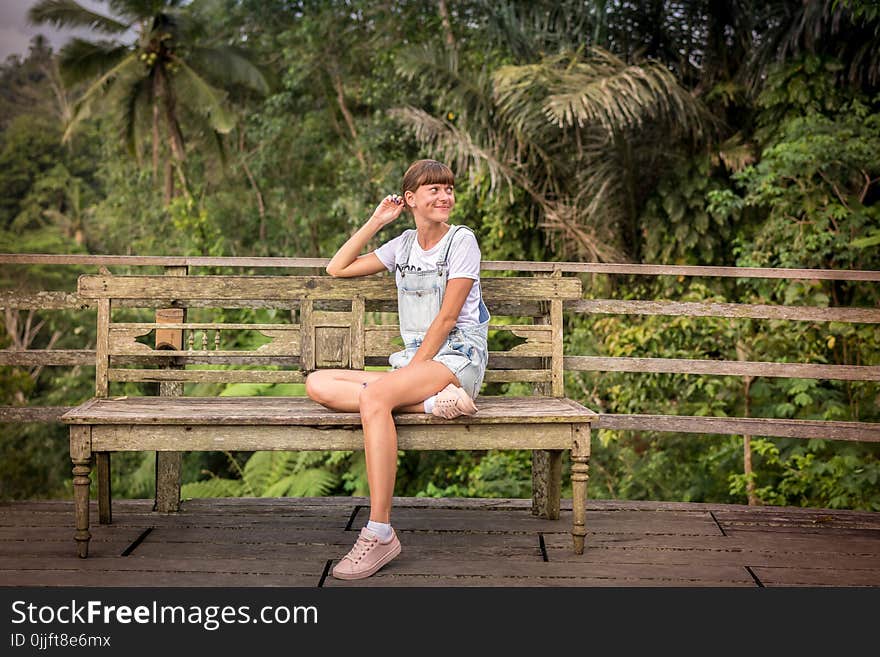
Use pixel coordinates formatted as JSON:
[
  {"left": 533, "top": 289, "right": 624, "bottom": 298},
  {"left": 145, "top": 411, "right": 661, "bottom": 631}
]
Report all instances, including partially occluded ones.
[{"left": 61, "top": 272, "right": 594, "bottom": 558}]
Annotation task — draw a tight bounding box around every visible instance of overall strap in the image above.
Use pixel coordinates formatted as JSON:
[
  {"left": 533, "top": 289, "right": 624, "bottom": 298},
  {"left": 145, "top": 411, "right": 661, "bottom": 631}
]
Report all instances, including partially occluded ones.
[
  {"left": 438, "top": 225, "right": 473, "bottom": 266},
  {"left": 397, "top": 229, "right": 418, "bottom": 269}
]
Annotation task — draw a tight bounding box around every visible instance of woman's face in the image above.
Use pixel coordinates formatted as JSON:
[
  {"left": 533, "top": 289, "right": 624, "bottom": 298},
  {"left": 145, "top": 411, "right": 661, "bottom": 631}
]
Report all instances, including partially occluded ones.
[{"left": 406, "top": 182, "right": 455, "bottom": 224}]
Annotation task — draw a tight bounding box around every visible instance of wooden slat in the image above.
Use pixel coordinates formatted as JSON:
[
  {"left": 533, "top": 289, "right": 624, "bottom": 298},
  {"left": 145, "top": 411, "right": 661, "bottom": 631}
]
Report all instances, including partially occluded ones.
[
  {"left": 77, "top": 275, "right": 582, "bottom": 302},
  {"left": 594, "top": 414, "right": 880, "bottom": 441},
  {"left": 565, "top": 356, "right": 880, "bottom": 381},
  {"left": 483, "top": 370, "right": 551, "bottom": 383},
  {"left": 109, "top": 326, "right": 301, "bottom": 357},
  {"left": 62, "top": 396, "right": 594, "bottom": 426},
  {"left": 0, "top": 406, "right": 72, "bottom": 422},
  {"left": 0, "top": 291, "right": 92, "bottom": 310},
  {"left": 351, "top": 296, "right": 365, "bottom": 369},
  {"left": 108, "top": 369, "right": 305, "bottom": 383},
  {"left": 550, "top": 295, "right": 563, "bottom": 396},
  {"left": 89, "top": 422, "right": 577, "bottom": 451},
  {"left": 95, "top": 299, "right": 109, "bottom": 397},
  {"left": 0, "top": 349, "right": 94, "bottom": 366},
  {"left": 112, "top": 322, "right": 298, "bottom": 330},
  {"left": 483, "top": 261, "right": 880, "bottom": 281},
  {"left": 568, "top": 299, "right": 880, "bottom": 323},
  {"left": 3, "top": 253, "right": 878, "bottom": 280}
]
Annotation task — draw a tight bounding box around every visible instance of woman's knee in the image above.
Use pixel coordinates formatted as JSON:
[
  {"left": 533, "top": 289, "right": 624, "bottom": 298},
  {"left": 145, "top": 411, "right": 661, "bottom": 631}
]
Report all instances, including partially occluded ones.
[
  {"left": 305, "top": 371, "right": 329, "bottom": 403},
  {"left": 358, "top": 383, "right": 392, "bottom": 417}
]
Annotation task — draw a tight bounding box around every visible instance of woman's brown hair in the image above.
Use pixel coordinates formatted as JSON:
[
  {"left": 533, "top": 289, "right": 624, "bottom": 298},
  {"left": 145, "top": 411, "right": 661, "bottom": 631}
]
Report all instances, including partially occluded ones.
[{"left": 401, "top": 160, "right": 454, "bottom": 202}]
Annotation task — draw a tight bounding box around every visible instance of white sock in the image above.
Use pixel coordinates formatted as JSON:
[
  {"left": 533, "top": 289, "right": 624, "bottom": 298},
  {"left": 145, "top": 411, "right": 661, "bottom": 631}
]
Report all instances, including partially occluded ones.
[
  {"left": 423, "top": 395, "right": 437, "bottom": 413},
  {"left": 366, "top": 520, "right": 393, "bottom": 542}
]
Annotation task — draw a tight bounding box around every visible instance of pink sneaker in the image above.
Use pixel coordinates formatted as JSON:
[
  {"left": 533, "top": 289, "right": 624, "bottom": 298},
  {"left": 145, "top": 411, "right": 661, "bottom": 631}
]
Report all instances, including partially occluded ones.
[
  {"left": 332, "top": 528, "right": 401, "bottom": 580},
  {"left": 432, "top": 384, "right": 478, "bottom": 419}
]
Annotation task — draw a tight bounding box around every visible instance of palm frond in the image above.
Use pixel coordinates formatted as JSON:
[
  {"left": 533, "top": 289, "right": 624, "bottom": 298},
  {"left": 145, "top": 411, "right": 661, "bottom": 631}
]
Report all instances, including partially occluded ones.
[
  {"left": 170, "top": 59, "right": 235, "bottom": 133},
  {"left": 189, "top": 47, "right": 272, "bottom": 95},
  {"left": 712, "top": 133, "right": 757, "bottom": 173},
  {"left": 391, "top": 105, "right": 621, "bottom": 262},
  {"left": 395, "top": 45, "right": 493, "bottom": 126},
  {"left": 57, "top": 38, "right": 131, "bottom": 88},
  {"left": 28, "top": 0, "right": 130, "bottom": 34},
  {"left": 108, "top": 0, "right": 186, "bottom": 22},
  {"left": 63, "top": 51, "right": 142, "bottom": 142},
  {"left": 535, "top": 49, "right": 709, "bottom": 139},
  {"left": 119, "top": 74, "right": 150, "bottom": 157},
  {"left": 389, "top": 105, "right": 514, "bottom": 194}
]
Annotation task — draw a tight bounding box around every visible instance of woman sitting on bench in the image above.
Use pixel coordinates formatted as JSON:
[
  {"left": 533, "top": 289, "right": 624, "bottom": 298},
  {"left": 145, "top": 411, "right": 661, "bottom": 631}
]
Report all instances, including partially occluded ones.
[{"left": 305, "top": 158, "right": 490, "bottom": 580}]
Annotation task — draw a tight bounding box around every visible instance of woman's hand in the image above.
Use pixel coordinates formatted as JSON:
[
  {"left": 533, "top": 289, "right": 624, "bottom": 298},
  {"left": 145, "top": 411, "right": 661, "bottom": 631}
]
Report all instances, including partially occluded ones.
[{"left": 369, "top": 194, "right": 405, "bottom": 228}]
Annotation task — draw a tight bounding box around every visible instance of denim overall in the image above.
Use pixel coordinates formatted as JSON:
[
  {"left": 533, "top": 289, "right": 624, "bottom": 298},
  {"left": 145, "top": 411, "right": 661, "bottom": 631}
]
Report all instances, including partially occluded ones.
[{"left": 387, "top": 225, "right": 490, "bottom": 399}]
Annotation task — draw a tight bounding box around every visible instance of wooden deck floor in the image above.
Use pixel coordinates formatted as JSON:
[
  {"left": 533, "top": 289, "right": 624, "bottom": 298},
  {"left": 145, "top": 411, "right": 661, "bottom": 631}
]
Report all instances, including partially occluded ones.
[{"left": 1, "top": 497, "right": 878, "bottom": 587}]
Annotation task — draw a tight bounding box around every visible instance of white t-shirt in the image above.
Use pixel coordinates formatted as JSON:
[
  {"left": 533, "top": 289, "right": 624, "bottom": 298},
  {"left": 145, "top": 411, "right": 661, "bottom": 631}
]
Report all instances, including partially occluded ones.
[{"left": 374, "top": 225, "right": 484, "bottom": 327}]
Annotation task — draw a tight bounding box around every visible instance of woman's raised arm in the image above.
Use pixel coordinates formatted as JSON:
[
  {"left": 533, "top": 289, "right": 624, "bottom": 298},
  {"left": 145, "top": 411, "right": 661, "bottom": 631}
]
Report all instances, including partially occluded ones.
[{"left": 326, "top": 195, "right": 403, "bottom": 278}]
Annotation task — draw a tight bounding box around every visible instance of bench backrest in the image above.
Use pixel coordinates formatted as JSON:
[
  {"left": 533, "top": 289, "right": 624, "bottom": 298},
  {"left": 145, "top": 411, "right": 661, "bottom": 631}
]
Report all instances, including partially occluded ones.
[{"left": 77, "top": 273, "right": 582, "bottom": 398}]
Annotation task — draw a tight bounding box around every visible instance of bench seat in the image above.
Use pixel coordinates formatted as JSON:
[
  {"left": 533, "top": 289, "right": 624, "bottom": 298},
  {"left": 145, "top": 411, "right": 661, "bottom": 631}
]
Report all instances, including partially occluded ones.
[
  {"left": 63, "top": 396, "right": 593, "bottom": 452},
  {"left": 63, "top": 396, "right": 593, "bottom": 426}
]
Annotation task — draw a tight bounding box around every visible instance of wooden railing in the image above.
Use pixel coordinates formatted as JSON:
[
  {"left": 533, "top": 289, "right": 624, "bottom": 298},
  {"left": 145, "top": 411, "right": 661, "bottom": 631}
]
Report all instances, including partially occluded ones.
[{"left": 2, "top": 254, "right": 879, "bottom": 442}]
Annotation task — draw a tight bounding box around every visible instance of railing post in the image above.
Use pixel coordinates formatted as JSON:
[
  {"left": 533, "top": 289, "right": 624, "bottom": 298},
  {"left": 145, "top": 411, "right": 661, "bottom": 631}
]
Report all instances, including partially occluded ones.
[{"left": 154, "top": 265, "right": 188, "bottom": 513}]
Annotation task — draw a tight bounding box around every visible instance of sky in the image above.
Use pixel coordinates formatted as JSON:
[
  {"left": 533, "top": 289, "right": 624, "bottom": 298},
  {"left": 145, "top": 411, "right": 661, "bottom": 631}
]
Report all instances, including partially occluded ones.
[{"left": 0, "top": 0, "right": 134, "bottom": 62}]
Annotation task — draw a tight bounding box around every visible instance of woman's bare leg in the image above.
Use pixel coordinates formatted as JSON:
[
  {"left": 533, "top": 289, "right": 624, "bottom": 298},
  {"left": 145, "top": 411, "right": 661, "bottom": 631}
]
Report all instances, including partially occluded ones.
[
  {"left": 305, "top": 368, "right": 430, "bottom": 413},
  {"left": 358, "top": 361, "right": 456, "bottom": 522}
]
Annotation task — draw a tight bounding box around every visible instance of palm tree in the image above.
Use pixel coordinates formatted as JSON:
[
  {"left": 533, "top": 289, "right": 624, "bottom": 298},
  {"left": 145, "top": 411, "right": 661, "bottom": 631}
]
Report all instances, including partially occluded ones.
[
  {"left": 392, "top": 45, "right": 713, "bottom": 261},
  {"left": 28, "top": 0, "right": 271, "bottom": 203}
]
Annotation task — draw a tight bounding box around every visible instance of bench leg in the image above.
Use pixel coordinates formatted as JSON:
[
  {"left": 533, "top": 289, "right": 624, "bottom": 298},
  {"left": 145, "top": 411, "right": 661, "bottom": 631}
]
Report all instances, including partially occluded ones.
[
  {"left": 155, "top": 451, "right": 182, "bottom": 513},
  {"left": 70, "top": 426, "right": 92, "bottom": 559},
  {"left": 531, "top": 450, "right": 562, "bottom": 519},
  {"left": 571, "top": 425, "right": 591, "bottom": 554},
  {"left": 96, "top": 453, "right": 112, "bottom": 524}
]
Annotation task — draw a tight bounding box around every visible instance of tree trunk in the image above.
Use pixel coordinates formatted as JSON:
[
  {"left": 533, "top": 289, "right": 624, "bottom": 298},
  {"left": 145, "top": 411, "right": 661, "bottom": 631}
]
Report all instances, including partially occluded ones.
[
  {"left": 437, "top": 0, "right": 456, "bottom": 50},
  {"left": 155, "top": 69, "right": 190, "bottom": 201},
  {"left": 329, "top": 65, "right": 368, "bottom": 173},
  {"left": 163, "top": 160, "right": 174, "bottom": 205},
  {"left": 152, "top": 101, "right": 160, "bottom": 183}
]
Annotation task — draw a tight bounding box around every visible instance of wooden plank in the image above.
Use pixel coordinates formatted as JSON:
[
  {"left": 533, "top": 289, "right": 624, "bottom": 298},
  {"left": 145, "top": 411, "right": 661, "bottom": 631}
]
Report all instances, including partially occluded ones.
[
  {"left": 89, "top": 423, "right": 577, "bottom": 451},
  {"left": 543, "top": 545, "right": 880, "bottom": 571},
  {"left": 95, "top": 299, "right": 109, "bottom": 397},
  {"left": 751, "top": 566, "right": 880, "bottom": 587},
  {"left": 594, "top": 414, "right": 880, "bottom": 441},
  {"left": 110, "top": 327, "right": 301, "bottom": 357},
  {"left": 0, "top": 349, "right": 94, "bottom": 366},
  {"left": 62, "top": 396, "right": 594, "bottom": 426},
  {"left": 351, "top": 297, "right": 365, "bottom": 370},
  {"left": 108, "top": 369, "right": 305, "bottom": 383},
  {"left": 111, "top": 355, "right": 303, "bottom": 365},
  {"left": 113, "top": 322, "right": 299, "bottom": 330},
  {"left": 483, "top": 261, "right": 880, "bottom": 282},
  {"left": 482, "top": 370, "right": 551, "bottom": 383},
  {"left": 0, "top": 568, "right": 320, "bottom": 587},
  {"left": 78, "top": 275, "right": 582, "bottom": 302},
  {"left": 0, "top": 290, "right": 91, "bottom": 310},
  {"left": 550, "top": 297, "right": 563, "bottom": 396},
  {"left": 0, "top": 406, "right": 72, "bottom": 423},
  {"left": 565, "top": 356, "right": 880, "bottom": 381},
  {"left": 5, "top": 253, "right": 878, "bottom": 281},
  {"left": 360, "top": 508, "right": 722, "bottom": 535},
  {"left": 299, "top": 298, "right": 315, "bottom": 372},
  {"left": 323, "top": 559, "right": 756, "bottom": 586},
  {"left": 568, "top": 299, "right": 880, "bottom": 323}
]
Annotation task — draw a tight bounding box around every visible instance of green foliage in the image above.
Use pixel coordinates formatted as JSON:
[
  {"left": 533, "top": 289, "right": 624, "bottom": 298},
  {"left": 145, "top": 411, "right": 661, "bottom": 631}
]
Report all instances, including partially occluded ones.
[
  {"left": 3, "top": 2, "right": 880, "bottom": 512},
  {"left": 642, "top": 157, "right": 738, "bottom": 265},
  {"left": 182, "top": 451, "right": 338, "bottom": 499}
]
